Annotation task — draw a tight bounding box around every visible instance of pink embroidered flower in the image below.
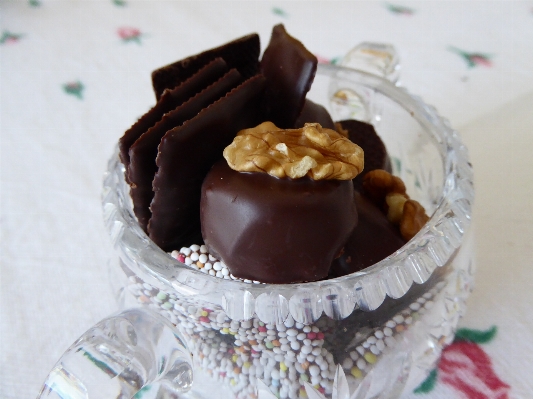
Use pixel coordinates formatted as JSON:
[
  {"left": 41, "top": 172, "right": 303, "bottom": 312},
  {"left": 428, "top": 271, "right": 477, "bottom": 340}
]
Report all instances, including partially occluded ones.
[
  {"left": 439, "top": 341, "right": 510, "bottom": 399},
  {"left": 118, "top": 27, "right": 142, "bottom": 44},
  {"left": 448, "top": 47, "right": 492, "bottom": 68},
  {"left": 0, "top": 31, "right": 23, "bottom": 45},
  {"left": 415, "top": 326, "right": 510, "bottom": 398}
]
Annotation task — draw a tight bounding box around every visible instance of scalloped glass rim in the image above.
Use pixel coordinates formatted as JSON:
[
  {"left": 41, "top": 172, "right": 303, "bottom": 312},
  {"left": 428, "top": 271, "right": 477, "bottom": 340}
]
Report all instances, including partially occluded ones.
[{"left": 102, "top": 64, "right": 474, "bottom": 317}]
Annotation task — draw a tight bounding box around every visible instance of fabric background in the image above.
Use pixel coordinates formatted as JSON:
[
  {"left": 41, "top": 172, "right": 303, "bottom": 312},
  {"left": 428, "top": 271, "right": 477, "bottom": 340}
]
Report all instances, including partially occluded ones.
[{"left": 1, "top": 1, "right": 532, "bottom": 398}]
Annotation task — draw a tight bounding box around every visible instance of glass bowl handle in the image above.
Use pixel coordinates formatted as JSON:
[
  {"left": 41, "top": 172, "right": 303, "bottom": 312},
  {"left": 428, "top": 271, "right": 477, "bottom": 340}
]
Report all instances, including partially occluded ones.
[
  {"left": 339, "top": 42, "right": 400, "bottom": 84},
  {"left": 37, "top": 308, "right": 193, "bottom": 399}
]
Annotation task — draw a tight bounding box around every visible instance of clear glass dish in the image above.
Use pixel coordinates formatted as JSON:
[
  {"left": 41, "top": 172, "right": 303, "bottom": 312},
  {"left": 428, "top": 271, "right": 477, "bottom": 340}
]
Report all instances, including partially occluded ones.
[{"left": 40, "top": 62, "right": 475, "bottom": 399}]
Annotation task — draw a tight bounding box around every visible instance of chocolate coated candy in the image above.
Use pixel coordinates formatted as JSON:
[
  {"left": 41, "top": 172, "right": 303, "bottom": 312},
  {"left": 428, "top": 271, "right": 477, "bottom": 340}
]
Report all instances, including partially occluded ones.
[
  {"left": 294, "top": 99, "right": 335, "bottom": 129},
  {"left": 330, "top": 192, "right": 405, "bottom": 277},
  {"left": 152, "top": 33, "right": 260, "bottom": 100},
  {"left": 149, "top": 75, "right": 266, "bottom": 251},
  {"left": 338, "top": 119, "right": 392, "bottom": 191},
  {"left": 260, "top": 24, "right": 317, "bottom": 128},
  {"left": 119, "top": 58, "right": 229, "bottom": 171},
  {"left": 201, "top": 160, "right": 358, "bottom": 284},
  {"left": 128, "top": 69, "right": 242, "bottom": 231}
]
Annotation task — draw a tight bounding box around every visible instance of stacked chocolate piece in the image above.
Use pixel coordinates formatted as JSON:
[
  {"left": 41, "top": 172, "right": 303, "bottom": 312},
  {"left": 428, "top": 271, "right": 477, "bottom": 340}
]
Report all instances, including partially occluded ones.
[{"left": 118, "top": 24, "right": 410, "bottom": 282}]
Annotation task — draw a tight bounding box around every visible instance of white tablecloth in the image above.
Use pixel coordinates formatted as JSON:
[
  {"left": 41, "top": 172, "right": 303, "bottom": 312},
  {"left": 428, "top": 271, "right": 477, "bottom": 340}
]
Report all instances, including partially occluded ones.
[{"left": 2, "top": 1, "right": 532, "bottom": 398}]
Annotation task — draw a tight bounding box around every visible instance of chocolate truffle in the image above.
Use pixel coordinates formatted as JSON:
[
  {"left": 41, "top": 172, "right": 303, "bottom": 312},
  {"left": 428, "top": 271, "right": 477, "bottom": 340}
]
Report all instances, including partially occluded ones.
[
  {"left": 200, "top": 160, "right": 358, "bottom": 284},
  {"left": 338, "top": 119, "right": 392, "bottom": 191},
  {"left": 330, "top": 192, "right": 405, "bottom": 276}
]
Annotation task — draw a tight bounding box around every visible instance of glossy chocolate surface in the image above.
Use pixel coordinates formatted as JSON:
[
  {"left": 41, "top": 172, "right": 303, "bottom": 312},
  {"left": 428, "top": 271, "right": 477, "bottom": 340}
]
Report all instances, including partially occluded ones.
[
  {"left": 295, "top": 99, "right": 335, "bottom": 130},
  {"left": 260, "top": 25, "right": 317, "bottom": 128},
  {"left": 201, "top": 160, "right": 358, "bottom": 284},
  {"left": 148, "top": 75, "right": 266, "bottom": 251},
  {"left": 128, "top": 69, "right": 242, "bottom": 231},
  {"left": 330, "top": 192, "right": 405, "bottom": 277},
  {"left": 119, "top": 58, "right": 229, "bottom": 171},
  {"left": 339, "top": 119, "right": 392, "bottom": 191},
  {"left": 152, "top": 33, "right": 260, "bottom": 100}
]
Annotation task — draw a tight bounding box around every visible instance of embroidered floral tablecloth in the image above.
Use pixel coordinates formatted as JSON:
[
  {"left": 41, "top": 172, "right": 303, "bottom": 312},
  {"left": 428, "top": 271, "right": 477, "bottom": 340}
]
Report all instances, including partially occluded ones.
[{"left": 2, "top": 1, "right": 533, "bottom": 398}]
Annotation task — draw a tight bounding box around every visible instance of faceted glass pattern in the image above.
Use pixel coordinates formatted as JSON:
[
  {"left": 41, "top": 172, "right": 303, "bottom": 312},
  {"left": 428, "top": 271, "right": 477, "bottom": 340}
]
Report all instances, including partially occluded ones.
[{"left": 42, "top": 63, "right": 475, "bottom": 399}]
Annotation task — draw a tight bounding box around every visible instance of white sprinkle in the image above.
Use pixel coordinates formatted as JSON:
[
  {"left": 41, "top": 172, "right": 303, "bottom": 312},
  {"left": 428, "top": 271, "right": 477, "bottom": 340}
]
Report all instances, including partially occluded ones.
[
  {"left": 180, "top": 247, "right": 191, "bottom": 256},
  {"left": 370, "top": 345, "right": 380, "bottom": 355},
  {"left": 309, "top": 365, "right": 321, "bottom": 377},
  {"left": 213, "top": 262, "right": 222, "bottom": 271},
  {"left": 184, "top": 257, "right": 193, "bottom": 266},
  {"left": 171, "top": 250, "right": 179, "bottom": 259},
  {"left": 204, "top": 262, "right": 212, "bottom": 270},
  {"left": 198, "top": 254, "right": 208, "bottom": 264},
  {"left": 286, "top": 329, "right": 298, "bottom": 337},
  {"left": 244, "top": 279, "right": 252, "bottom": 283},
  {"left": 297, "top": 333, "right": 306, "bottom": 341},
  {"left": 284, "top": 317, "right": 295, "bottom": 328},
  {"left": 384, "top": 327, "right": 393, "bottom": 337},
  {"left": 222, "top": 268, "right": 229, "bottom": 276},
  {"left": 311, "top": 347, "right": 321, "bottom": 356},
  {"left": 295, "top": 323, "right": 304, "bottom": 329},
  {"left": 190, "top": 252, "right": 199, "bottom": 262},
  {"left": 342, "top": 358, "right": 353, "bottom": 369},
  {"left": 356, "top": 346, "right": 365, "bottom": 356},
  {"left": 303, "top": 326, "right": 311, "bottom": 333},
  {"left": 385, "top": 336, "right": 396, "bottom": 347},
  {"left": 405, "top": 316, "right": 413, "bottom": 325},
  {"left": 349, "top": 351, "right": 358, "bottom": 361},
  {"left": 303, "top": 339, "right": 312, "bottom": 346},
  {"left": 362, "top": 341, "right": 370, "bottom": 349},
  {"left": 281, "top": 344, "right": 291, "bottom": 352},
  {"left": 208, "top": 270, "right": 216, "bottom": 276},
  {"left": 290, "top": 341, "right": 300, "bottom": 351},
  {"left": 200, "top": 245, "right": 207, "bottom": 253},
  {"left": 410, "top": 302, "right": 421, "bottom": 311},
  {"left": 356, "top": 358, "right": 366, "bottom": 370},
  {"left": 393, "top": 315, "right": 404, "bottom": 324},
  {"left": 301, "top": 345, "right": 312, "bottom": 355},
  {"left": 386, "top": 320, "right": 396, "bottom": 328},
  {"left": 208, "top": 254, "right": 217, "bottom": 261},
  {"left": 376, "top": 339, "right": 385, "bottom": 351},
  {"left": 375, "top": 330, "right": 384, "bottom": 339},
  {"left": 190, "top": 244, "right": 200, "bottom": 252}
]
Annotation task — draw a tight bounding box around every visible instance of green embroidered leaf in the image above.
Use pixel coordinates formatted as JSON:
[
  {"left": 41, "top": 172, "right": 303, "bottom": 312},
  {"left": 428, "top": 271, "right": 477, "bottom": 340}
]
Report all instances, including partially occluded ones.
[
  {"left": 0, "top": 31, "right": 24, "bottom": 45},
  {"left": 454, "top": 325, "right": 497, "bottom": 344},
  {"left": 414, "top": 369, "right": 437, "bottom": 394},
  {"left": 384, "top": 3, "right": 415, "bottom": 15},
  {"left": 63, "top": 81, "right": 84, "bottom": 99},
  {"left": 448, "top": 46, "right": 492, "bottom": 68},
  {"left": 272, "top": 7, "right": 289, "bottom": 17},
  {"left": 391, "top": 157, "right": 402, "bottom": 173}
]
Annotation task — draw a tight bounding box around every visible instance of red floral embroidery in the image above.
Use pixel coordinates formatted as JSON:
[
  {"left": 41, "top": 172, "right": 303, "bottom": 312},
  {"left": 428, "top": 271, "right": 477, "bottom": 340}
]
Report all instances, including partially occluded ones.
[
  {"left": 117, "top": 27, "right": 142, "bottom": 44},
  {"left": 439, "top": 341, "right": 510, "bottom": 399}
]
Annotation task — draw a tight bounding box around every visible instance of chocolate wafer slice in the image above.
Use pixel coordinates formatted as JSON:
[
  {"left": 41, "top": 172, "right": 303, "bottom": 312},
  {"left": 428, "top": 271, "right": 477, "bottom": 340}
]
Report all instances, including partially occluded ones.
[
  {"left": 338, "top": 119, "right": 392, "bottom": 191},
  {"left": 148, "top": 75, "right": 266, "bottom": 251},
  {"left": 260, "top": 24, "right": 317, "bottom": 128},
  {"left": 128, "top": 69, "right": 242, "bottom": 231},
  {"left": 119, "top": 58, "right": 229, "bottom": 171},
  {"left": 152, "top": 33, "right": 260, "bottom": 100}
]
